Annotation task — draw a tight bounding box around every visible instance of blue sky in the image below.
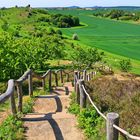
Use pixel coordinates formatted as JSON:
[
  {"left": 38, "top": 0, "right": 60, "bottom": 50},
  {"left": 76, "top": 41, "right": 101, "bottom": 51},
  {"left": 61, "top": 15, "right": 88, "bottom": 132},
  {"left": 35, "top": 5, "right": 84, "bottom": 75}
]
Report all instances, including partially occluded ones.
[{"left": 1, "top": 0, "right": 140, "bottom": 8}]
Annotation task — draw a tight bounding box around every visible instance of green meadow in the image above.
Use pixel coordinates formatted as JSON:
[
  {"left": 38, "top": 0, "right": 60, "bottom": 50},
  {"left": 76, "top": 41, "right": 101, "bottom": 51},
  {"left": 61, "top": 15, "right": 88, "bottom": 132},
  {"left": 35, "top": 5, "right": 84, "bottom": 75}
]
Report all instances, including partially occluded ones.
[{"left": 49, "top": 9, "right": 140, "bottom": 74}]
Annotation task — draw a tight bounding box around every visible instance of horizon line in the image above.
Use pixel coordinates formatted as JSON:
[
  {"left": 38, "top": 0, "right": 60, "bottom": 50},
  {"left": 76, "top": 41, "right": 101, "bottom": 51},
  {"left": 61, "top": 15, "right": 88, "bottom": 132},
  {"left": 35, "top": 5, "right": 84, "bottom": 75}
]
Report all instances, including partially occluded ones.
[{"left": 1, "top": 5, "right": 140, "bottom": 8}]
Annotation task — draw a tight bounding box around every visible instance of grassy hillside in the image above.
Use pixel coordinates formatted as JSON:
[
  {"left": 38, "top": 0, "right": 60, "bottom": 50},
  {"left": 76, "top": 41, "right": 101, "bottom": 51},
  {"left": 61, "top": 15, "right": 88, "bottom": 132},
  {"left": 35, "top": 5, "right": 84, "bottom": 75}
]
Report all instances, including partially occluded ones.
[
  {"left": 0, "top": 7, "right": 76, "bottom": 80},
  {"left": 49, "top": 9, "right": 140, "bottom": 74}
]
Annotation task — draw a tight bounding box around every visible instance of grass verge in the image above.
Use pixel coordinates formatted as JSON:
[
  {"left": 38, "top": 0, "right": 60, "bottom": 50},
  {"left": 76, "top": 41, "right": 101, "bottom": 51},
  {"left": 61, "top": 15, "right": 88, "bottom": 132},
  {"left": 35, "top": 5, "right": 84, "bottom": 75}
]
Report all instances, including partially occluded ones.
[{"left": 68, "top": 92, "right": 105, "bottom": 139}]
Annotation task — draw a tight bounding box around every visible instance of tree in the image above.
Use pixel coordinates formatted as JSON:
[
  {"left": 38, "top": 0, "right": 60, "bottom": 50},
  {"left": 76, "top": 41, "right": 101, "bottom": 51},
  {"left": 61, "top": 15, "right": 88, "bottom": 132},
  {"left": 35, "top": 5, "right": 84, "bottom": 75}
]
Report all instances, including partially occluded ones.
[
  {"left": 71, "top": 47, "right": 103, "bottom": 70},
  {"left": 1, "top": 20, "right": 9, "bottom": 31},
  {"left": 110, "top": 10, "right": 124, "bottom": 20},
  {"left": 119, "top": 59, "right": 132, "bottom": 72}
]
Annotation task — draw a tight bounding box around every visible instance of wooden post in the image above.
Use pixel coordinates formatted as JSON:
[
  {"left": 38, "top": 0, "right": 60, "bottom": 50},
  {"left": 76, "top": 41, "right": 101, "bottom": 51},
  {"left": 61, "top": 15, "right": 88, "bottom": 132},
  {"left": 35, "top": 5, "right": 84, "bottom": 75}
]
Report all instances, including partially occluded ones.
[
  {"left": 28, "top": 71, "right": 33, "bottom": 97},
  {"left": 10, "top": 86, "right": 17, "bottom": 115},
  {"left": 66, "top": 73, "right": 69, "bottom": 82},
  {"left": 95, "top": 71, "right": 97, "bottom": 76},
  {"left": 79, "top": 79, "right": 86, "bottom": 108},
  {"left": 91, "top": 72, "right": 93, "bottom": 79},
  {"left": 42, "top": 78, "right": 45, "bottom": 91},
  {"left": 49, "top": 70, "right": 52, "bottom": 91},
  {"left": 89, "top": 73, "right": 91, "bottom": 81},
  {"left": 87, "top": 74, "right": 90, "bottom": 81},
  {"left": 17, "top": 83, "right": 23, "bottom": 112},
  {"left": 107, "top": 112, "right": 119, "bottom": 140},
  {"left": 77, "top": 71, "right": 81, "bottom": 79},
  {"left": 76, "top": 81, "right": 80, "bottom": 105},
  {"left": 55, "top": 72, "right": 58, "bottom": 86},
  {"left": 60, "top": 70, "right": 63, "bottom": 83},
  {"left": 74, "top": 71, "right": 78, "bottom": 92},
  {"left": 83, "top": 70, "right": 87, "bottom": 81},
  {"left": 86, "top": 75, "right": 88, "bottom": 81}
]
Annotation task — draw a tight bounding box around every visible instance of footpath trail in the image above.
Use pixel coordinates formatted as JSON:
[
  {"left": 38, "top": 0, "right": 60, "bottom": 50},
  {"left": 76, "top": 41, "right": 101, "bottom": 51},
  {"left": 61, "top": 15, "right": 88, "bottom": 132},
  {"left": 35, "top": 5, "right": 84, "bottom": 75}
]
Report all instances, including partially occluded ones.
[{"left": 23, "top": 82, "right": 84, "bottom": 140}]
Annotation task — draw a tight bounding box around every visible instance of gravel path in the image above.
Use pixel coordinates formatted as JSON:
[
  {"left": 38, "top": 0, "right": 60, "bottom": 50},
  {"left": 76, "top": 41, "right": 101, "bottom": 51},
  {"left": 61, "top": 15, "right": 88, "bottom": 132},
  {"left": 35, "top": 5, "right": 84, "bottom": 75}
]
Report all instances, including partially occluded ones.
[{"left": 23, "top": 82, "right": 84, "bottom": 140}]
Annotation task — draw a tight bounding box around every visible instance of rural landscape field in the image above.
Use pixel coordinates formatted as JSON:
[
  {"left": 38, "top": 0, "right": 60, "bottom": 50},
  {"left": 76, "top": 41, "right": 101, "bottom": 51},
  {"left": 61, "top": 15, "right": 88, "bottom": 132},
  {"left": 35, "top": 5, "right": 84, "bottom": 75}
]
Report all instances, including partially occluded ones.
[
  {"left": 0, "top": 1, "right": 140, "bottom": 140},
  {"left": 50, "top": 9, "right": 140, "bottom": 74}
]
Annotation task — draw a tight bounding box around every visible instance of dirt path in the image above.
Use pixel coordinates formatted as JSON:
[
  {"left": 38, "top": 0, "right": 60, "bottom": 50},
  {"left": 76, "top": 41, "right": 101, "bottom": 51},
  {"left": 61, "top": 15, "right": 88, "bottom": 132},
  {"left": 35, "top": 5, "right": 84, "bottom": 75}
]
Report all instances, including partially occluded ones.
[{"left": 23, "top": 82, "right": 84, "bottom": 140}]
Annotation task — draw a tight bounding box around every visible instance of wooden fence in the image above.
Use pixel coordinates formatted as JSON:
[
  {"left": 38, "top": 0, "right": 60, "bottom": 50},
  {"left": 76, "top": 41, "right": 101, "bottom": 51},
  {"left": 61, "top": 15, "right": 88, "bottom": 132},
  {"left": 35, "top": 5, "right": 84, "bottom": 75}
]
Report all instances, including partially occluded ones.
[
  {"left": 74, "top": 71, "right": 140, "bottom": 140},
  {"left": 0, "top": 69, "right": 73, "bottom": 115},
  {"left": 0, "top": 68, "right": 140, "bottom": 140}
]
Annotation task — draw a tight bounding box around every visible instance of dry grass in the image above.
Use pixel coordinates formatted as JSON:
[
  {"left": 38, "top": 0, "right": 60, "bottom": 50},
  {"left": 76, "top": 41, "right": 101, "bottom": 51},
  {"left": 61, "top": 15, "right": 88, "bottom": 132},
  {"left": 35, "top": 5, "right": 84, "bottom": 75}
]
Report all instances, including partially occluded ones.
[{"left": 86, "top": 73, "right": 140, "bottom": 135}]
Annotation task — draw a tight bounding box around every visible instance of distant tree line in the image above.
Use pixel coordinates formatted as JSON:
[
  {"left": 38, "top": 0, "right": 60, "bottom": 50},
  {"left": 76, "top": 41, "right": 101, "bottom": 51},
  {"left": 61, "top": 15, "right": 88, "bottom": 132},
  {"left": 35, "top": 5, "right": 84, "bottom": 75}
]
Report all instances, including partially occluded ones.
[
  {"left": 37, "top": 14, "right": 80, "bottom": 28},
  {"left": 93, "top": 9, "right": 140, "bottom": 21}
]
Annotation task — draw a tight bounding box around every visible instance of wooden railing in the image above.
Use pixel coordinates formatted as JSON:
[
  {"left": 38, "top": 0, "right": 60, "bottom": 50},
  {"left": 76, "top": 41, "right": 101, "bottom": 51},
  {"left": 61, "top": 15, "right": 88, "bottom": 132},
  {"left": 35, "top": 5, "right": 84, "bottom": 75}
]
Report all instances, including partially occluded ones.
[
  {"left": 74, "top": 71, "right": 140, "bottom": 140},
  {"left": 1, "top": 68, "right": 140, "bottom": 140},
  {"left": 0, "top": 69, "right": 74, "bottom": 115}
]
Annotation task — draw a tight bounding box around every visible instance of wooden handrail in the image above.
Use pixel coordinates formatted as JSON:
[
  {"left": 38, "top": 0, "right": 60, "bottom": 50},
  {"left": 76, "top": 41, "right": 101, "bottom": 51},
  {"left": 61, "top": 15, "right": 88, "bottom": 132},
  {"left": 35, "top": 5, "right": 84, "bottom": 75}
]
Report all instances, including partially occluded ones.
[
  {"left": 16, "top": 69, "right": 31, "bottom": 83},
  {"left": 0, "top": 69, "right": 74, "bottom": 115},
  {"left": 75, "top": 71, "right": 140, "bottom": 140},
  {"left": 0, "top": 79, "right": 14, "bottom": 104},
  {"left": 42, "top": 69, "right": 51, "bottom": 78}
]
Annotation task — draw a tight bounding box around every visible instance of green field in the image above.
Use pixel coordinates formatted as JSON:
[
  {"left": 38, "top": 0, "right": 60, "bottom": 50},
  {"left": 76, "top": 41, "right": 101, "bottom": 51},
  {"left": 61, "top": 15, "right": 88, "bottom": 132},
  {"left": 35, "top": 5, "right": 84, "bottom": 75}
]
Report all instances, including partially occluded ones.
[{"left": 49, "top": 9, "right": 140, "bottom": 74}]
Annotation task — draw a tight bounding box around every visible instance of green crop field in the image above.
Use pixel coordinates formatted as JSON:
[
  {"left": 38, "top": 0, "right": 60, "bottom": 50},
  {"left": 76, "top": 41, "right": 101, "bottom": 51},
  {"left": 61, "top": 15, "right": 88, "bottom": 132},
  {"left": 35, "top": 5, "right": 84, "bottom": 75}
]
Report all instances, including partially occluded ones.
[{"left": 49, "top": 9, "right": 140, "bottom": 74}]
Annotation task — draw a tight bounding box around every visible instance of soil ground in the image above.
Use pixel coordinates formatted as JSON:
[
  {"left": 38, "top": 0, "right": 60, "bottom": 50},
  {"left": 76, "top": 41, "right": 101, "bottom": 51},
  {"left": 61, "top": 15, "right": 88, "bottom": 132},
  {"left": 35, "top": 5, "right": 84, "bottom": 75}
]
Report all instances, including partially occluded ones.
[{"left": 23, "top": 82, "right": 85, "bottom": 140}]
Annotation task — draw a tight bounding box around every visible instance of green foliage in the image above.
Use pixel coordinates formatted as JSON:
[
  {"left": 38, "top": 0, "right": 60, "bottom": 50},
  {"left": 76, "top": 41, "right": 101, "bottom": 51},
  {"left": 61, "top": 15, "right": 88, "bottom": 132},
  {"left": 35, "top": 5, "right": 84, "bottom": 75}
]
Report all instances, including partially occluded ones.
[
  {"left": 56, "top": 29, "right": 62, "bottom": 35},
  {"left": 71, "top": 47, "right": 103, "bottom": 69},
  {"left": 1, "top": 20, "right": 9, "bottom": 31},
  {"left": 23, "top": 97, "right": 34, "bottom": 114},
  {"left": 72, "top": 33, "right": 79, "bottom": 40},
  {"left": 37, "top": 13, "right": 80, "bottom": 28},
  {"left": 109, "top": 10, "right": 124, "bottom": 19},
  {"left": 119, "top": 59, "right": 132, "bottom": 72},
  {"left": 78, "top": 107, "right": 103, "bottom": 138},
  {"left": 0, "top": 115, "right": 24, "bottom": 140},
  {"left": 68, "top": 92, "right": 80, "bottom": 115},
  {"left": 37, "top": 16, "right": 49, "bottom": 22},
  {"left": 68, "top": 92, "right": 104, "bottom": 138},
  {"left": 93, "top": 9, "right": 140, "bottom": 21},
  {"left": 0, "top": 27, "right": 65, "bottom": 80}
]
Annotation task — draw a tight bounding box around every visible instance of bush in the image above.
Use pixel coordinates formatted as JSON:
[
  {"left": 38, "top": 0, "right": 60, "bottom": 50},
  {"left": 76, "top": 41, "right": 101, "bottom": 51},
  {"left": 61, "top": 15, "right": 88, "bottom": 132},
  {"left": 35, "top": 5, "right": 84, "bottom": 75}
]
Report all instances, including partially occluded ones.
[
  {"left": 37, "top": 16, "right": 49, "bottom": 22},
  {"left": 78, "top": 107, "right": 103, "bottom": 138},
  {"left": 68, "top": 92, "right": 80, "bottom": 115},
  {"left": 56, "top": 29, "right": 62, "bottom": 35},
  {"left": 86, "top": 75, "right": 140, "bottom": 135},
  {"left": 0, "top": 115, "right": 24, "bottom": 140},
  {"left": 68, "top": 92, "right": 104, "bottom": 138},
  {"left": 119, "top": 16, "right": 133, "bottom": 21},
  {"left": 72, "top": 33, "right": 79, "bottom": 40},
  {"left": 23, "top": 97, "right": 34, "bottom": 114},
  {"left": 119, "top": 59, "right": 132, "bottom": 72}
]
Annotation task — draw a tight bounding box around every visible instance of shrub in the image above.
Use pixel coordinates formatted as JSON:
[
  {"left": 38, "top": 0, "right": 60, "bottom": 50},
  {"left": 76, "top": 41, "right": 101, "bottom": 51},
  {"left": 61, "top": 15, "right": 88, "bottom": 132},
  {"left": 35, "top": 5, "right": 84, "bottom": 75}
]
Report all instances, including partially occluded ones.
[
  {"left": 23, "top": 97, "right": 34, "bottom": 114},
  {"left": 68, "top": 92, "right": 104, "bottom": 138},
  {"left": 119, "top": 59, "right": 132, "bottom": 72},
  {"left": 37, "top": 16, "right": 49, "bottom": 22},
  {"left": 72, "top": 33, "right": 79, "bottom": 40},
  {"left": 1, "top": 21, "right": 9, "bottom": 31},
  {"left": 86, "top": 75, "right": 140, "bottom": 135},
  {"left": 56, "top": 29, "right": 62, "bottom": 35},
  {"left": 0, "top": 115, "right": 24, "bottom": 140}
]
